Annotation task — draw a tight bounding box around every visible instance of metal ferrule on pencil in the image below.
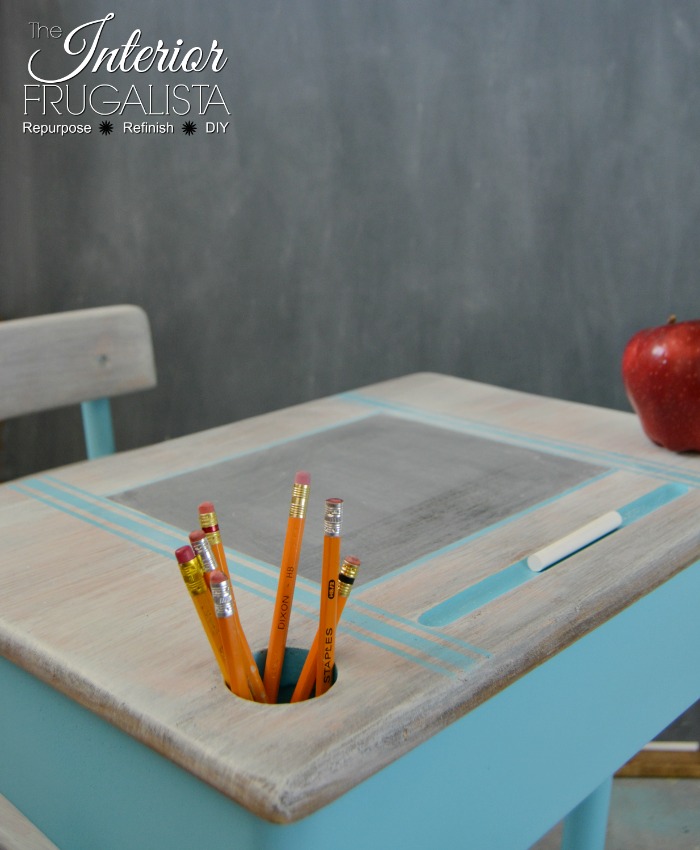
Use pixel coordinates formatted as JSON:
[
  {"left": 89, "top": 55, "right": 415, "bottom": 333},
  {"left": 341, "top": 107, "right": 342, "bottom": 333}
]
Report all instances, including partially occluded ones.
[
  {"left": 199, "top": 510, "right": 218, "bottom": 529},
  {"left": 289, "top": 481, "right": 310, "bottom": 519},
  {"left": 204, "top": 528, "right": 222, "bottom": 546},
  {"left": 338, "top": 557, "right": 359, "bottom": 597},
  {"left": 179, "top": 557, "right": 207, "bottom": 596},
  {"left": 211, "top": 578, "right": 234, "bottom": 619},
  {"left": 323, "top": 498, "right": 343, "bottom": 537},
  {"left": 192, "top": 536, "right": 218, "bottom": 574}
]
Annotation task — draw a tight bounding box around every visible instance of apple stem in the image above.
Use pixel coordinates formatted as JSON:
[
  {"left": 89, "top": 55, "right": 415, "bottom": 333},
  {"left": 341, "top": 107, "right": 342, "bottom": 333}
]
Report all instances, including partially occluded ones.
[{"left": 668, "top": 314, "right": 677, "bottom": 324}]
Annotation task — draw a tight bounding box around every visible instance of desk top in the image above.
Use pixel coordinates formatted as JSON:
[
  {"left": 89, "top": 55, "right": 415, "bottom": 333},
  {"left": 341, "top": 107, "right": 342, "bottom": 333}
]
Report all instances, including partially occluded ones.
[{"left": 2, "top": 373, "right": 700, "bottom": 822}]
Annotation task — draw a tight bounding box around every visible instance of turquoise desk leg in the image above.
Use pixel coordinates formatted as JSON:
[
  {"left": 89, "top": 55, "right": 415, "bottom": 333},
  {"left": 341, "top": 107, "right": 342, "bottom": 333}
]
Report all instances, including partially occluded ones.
[
  {"left": 561, "top": 776, "right": 613, "bottom": 850},
  {"left": 80, "top": 398, "right": 116, "bottom": 459}
]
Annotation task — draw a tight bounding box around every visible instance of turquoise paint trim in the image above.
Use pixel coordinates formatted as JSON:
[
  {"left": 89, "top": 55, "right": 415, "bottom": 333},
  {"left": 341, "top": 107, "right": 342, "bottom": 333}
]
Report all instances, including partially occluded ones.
[
  {"left": 45, "top": 474, "right": 231, "bottom": 537},
  {"left": 419, "top": 482, "right": 689, "bottom": 627},
  {"left": 11, "top": 477, "right": 280, "bottom": 598},
  {"left": 335, "top": 629, "right": 467, "bottom": 676},
  {"left": 617, "top": 482, "right": 689, "bottom": 523},
  {"left": 9, "top": 482, "right": 170, "bottom": 558},
  {"left": 341, "top": 607, "right": 484, "bottom": 672},
  {"left": 350, "top": 597, "right": 492, "bottom": 657},
  {"left": 45, "top": 474, "right": 325, "bottom": 594},
  {"left": 420, "top": 561, "right": 534, "bottom": 626},
  {"left": 80, "top": 398, "right": 116, "bottom": 459},
  {"left": 342, "top": 391, "right": 700, "bottom": 487},
  {"left": 12, "top": 479, "right": 484, "bottom": 676}
]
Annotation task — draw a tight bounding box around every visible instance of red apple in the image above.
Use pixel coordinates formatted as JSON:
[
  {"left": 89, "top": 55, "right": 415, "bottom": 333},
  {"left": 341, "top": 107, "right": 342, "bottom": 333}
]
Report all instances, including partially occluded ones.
[{"left": 622, "top": 316, "right": 700, "bottom": 452}]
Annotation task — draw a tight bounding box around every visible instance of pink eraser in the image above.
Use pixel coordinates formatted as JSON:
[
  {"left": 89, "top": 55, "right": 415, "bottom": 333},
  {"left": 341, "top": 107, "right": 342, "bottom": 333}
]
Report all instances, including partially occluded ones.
[
  {"left": 295, "top": 470, "right": 311, "bottom": 485},
  {"left": 175, "top": 545, "right": 195, "bottom": 564},
  {"left": 188, "top": 530, "right": 206, "bottom": 542},
  {"left": 344, "top": 555, "right": 361, "bottom": 567},
  {"left": 209, "top": 569, "right": 226, "bottom": 585},
  {"left": 198, "top": 501, "right": 215, "bottom": 513}
]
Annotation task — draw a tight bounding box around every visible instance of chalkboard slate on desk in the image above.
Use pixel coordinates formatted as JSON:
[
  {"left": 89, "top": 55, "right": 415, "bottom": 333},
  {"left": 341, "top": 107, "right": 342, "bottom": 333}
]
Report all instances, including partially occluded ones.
[{"left": 111, "top": 414, "right": 606, "bottom": 584}]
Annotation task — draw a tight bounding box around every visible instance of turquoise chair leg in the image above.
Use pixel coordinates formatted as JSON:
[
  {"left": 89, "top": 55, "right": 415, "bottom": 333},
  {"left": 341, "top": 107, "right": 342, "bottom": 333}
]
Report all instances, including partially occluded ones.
[
  {"left": 80, "top": 398, "right": 116, "bottom": 459},
  {"left": 561, "top": 776, "right": 613, "bottom": 850}
]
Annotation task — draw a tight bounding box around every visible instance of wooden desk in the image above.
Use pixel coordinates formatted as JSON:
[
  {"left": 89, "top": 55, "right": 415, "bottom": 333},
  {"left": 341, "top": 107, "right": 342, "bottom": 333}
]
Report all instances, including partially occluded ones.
[{"left": 2, "top": 373, "right": 700, "bottom": 850}]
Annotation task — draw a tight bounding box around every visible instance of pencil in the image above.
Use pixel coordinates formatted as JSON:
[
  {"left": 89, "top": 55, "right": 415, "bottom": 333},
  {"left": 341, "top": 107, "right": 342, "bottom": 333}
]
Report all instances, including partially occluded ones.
[
  {"left": 209, "top": 569, "right": 253, "bottom": 699},
  {"left": 290, "top": 555, "right": 360, "bottom": 703},
  {"left": 174, "top": 545, "right": 229, "bottom": 684},
  {"left": 198, "top": 501, "right": 231, "bottom": 579},
  {"left": 189, "top": 529, "right": 217, "bottom": 586},
  {"left": 263, "top": 471, "right": 311, "bottom": 702},
  {"left": 198, "top": 500, "right": 268, "bottom": 703},
  {"left": 316, "top": 498, "right": 343, "bottom": 697}
]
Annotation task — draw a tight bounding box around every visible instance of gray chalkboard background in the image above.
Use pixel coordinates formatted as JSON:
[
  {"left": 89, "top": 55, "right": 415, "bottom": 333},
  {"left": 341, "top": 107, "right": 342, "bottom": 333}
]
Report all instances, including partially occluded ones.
[
  {"left": 3, "top": 2, "right": 700, "bottom": 481},
  {"left": 1, "top": 1, "right": 698, "bottom": 749}
]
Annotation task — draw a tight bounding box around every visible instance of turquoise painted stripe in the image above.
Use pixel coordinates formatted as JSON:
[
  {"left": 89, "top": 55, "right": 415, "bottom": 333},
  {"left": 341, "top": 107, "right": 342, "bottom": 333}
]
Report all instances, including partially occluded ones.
[
  {"left": 9, "top": 483, "right": 172, "bottom": 558},
  {"left": 335, "top": 624, "right": 474, "bottom": 676},
  {"left": 419, "top": 483, "right": 690, "bottom": 627},
  {"left": 12, "top": 477, "right": 484, "bottom": 676},
  {"left": 342, "top": 391, "right": 700, "bottom": 488},
  {"left": 45, "top": 475, "right": 232, "bottom": 539},
  {"left": 10, "top": 478, "right": 287, "bottom": 605},
  {"left": 420, "top": 562, "right": 535, "bottom": 628},
  {"left": 341, "top": 606, "right": 484, "bottom": 670},
  {"left": 617, "top": 482, "right": 689, "bottom": 524},
  {"left": 43, "top": 475, "right": 324, "bottom": 597},
  {"left": 350, "top": 598, "right": 492, "bottom": 658}
]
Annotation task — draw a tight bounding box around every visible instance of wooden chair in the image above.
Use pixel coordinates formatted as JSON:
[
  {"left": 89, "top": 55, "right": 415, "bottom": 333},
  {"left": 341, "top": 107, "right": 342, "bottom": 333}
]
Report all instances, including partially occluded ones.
[
  {"left": 0, "top": 305, "right": 155, "bottom": 844},
  {"left": 0, "top": 304, "right": 157, "bottom": 460}
]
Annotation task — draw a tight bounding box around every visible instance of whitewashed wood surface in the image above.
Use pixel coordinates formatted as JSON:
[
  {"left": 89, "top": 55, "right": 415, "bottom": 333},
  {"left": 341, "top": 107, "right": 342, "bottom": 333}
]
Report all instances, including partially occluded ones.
[
  {"left": 2, "top": 373, "right": 700, "bottom": 823},
  {"left": 0, "top": 304, "right": 156, "bottom": 420},
  {"left": 0, "top": 795, "right": 61, "bottom": 850}
]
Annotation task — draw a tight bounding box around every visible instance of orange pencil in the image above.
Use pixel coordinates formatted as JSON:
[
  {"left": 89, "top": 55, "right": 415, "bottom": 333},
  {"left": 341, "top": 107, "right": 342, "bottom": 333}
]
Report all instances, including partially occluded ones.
[
  {"left": 290, "top": 555, "right": 360, "bottom": 703},
  {"left": 189, "top": 529, "right": 218, "bottom": 586},
  {"left": 190, "top": 529, "right": 262, "bottom": 694},
  {"left": 174, "top": 546, "right": 229, "bottom": 684},
  {"left": 198, "top": 501, "right": 232, "bottom": 579},
  {"left": 263, "top": 471, "right": 311, "bottom": 702},
  {"left": 198, "top": 501, "right": 268, "bottom": 703},
  {"left": 209, "top": 569, "right": 253, "bottom": 699},
  {"left": 316, "top": 498, "right": 343, "bottom": 697}
]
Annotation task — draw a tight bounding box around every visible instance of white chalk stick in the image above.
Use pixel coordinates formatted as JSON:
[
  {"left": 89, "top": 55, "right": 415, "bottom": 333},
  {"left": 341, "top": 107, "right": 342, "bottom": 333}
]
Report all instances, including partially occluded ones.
[
  {"left": 642, "top": 741, "right": 699, "bottom": 753},
  {"left": 526, "top": 511, "right": 623, "bottom": 573}
]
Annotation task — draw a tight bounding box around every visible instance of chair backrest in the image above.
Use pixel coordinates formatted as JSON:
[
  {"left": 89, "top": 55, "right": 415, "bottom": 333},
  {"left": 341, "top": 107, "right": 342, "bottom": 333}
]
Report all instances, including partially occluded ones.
[{"left": 0, "top": 305, "right": 157, "bottom": 459}]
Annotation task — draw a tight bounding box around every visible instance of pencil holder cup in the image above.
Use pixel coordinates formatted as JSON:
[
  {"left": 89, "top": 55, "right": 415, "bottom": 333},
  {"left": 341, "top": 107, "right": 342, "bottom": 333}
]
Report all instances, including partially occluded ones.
[{"left": 254, "top": 646, "right": 338, "bottom": 704}]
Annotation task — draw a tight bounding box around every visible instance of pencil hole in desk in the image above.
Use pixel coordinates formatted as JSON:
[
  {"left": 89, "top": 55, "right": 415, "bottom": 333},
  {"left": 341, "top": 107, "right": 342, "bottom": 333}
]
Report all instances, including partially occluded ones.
[{"left": 252, "top": 646, "right": 338, "bottom": 704}]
